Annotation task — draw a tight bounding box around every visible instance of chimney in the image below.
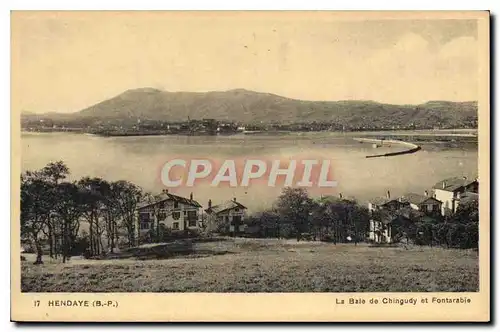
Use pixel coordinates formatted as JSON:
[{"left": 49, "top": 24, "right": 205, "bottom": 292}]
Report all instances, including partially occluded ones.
[
  {"left": 424, "top": 190, "right": 428, "bottom": 197},
  {"left": 162, "top": 189, "right": 169, "bottom": 194},
  {"left": 339, "top": 193, "right": 343, "bottom": 199},
  {"left": 233, "top": 197, "right": 237, "bottom": 202},
  {"left": 442, "top": 181, "right": 446, "bottom": 189},
  {"left": 208, "top": 199, "right": 212, "bottom": 208},
  {"left": 190, "top": 192, "right": 193, "bottom": 201},
  {"left": 386, "top": 190, "right": 391, "bottom": 200}
]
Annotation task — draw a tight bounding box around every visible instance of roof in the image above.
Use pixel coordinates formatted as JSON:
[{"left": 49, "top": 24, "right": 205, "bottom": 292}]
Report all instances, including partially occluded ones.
[
  {"left": 400, "top": 193, "right": 441, "bottom": 206},
  {"left": 433, "top": 177, "right": 477, "bottom": 192},
  {"left": 205, "top": 200, "right": 247, "bottom": 214},
  {"left": 137, "top": 192, "right": 202, "bottom": 210},
  {"left": 379, "top": 206, "right": 424, "bottom": 224},
  {"left": 369, "top": 197, "right": 398, "bottom": 206}
]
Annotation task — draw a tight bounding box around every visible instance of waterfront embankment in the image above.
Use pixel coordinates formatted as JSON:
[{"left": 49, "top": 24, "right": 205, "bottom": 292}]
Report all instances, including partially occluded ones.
[{"left": 353, "top": 137, "right": 421, "bottom": 158}]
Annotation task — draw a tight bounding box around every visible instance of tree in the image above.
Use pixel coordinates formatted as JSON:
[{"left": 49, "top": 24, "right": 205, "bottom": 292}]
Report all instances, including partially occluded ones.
[
  {"left": 256, "top": 209, "right": 281, "bottom": 238},
  {"left": 103, "top": 197, "right": 121, "bottom": 253},
  {"left": 78, "top": 177, "right": 111, "bottom": 256},
  {"left": 448, "top": 200, "right": 479, "bottom": 248},
  {"left": 108, "top": 181, "right": 143, "bottom": 247},
  {"left": 276, "top": 188, "right": 314, "bottom": 241},
  {"left": 311, "top": 197, "right": 339, "bottom": 242},
  {"left": 143, "top": 192, "right": 169, "bottom": 243},
  {"left": 348, "top": 200, "right": 370, "bottom": 244},
  {"left": 52, "top": 182, "right": 85, "bottom": 263},
  {"left": 20, "top": 173, "right": 54, "bottom": 264},
  {"left": 40, "top": 161, "right": 69, "bottom": 185},
  {"left": 313, "top": 196, "right": 368, "bottom": 244},
  {"left": 452, "top": 200, "right": 479, "bottom": 224},
  {"left": 38, "top": 161, "right": 70, "bottom": 258}
]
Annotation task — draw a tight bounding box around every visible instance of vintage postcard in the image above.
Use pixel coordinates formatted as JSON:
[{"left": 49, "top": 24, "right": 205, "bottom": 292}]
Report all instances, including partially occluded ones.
[{"left": 11, "top": 11, "right": 490, "bottom": 322}]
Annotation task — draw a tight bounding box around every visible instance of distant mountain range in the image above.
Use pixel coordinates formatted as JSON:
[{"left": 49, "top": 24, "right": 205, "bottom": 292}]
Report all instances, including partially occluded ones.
[{"left": 21, "top": 88, "right": 478, "bottom": 128}]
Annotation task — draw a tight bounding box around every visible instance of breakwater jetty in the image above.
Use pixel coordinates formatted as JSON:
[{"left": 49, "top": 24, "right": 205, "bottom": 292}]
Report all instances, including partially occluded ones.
[{"left": 353, "top": 137, "right": 421, "bottom": 158}]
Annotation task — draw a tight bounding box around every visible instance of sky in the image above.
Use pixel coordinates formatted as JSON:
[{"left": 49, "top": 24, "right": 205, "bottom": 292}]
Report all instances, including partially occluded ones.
[{"left": 11, "top": 12, "right": 481, "bottom": 113}]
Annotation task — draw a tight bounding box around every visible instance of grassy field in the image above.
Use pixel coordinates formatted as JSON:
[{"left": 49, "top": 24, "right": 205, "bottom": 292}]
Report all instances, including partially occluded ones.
[{"left": 21, "top": 238, "right": 479, "bottom": 292}]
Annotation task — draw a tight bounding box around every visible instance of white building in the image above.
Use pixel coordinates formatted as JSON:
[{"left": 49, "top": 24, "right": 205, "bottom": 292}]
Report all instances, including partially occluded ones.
[
  {"left": 205, "top": 198, "right": 247, "bottom": 235},
  {"left": 368, "top": 191, "right": 440, "bottom": 244},
  {"left": 368, "top": 191, "right": 408, "bottom": 243},
  {"left": 432, "top": 177, "right": 479, "bottom": 216},
  {"left": 135, "top": 190, "right": 202, "bottom": 242}
]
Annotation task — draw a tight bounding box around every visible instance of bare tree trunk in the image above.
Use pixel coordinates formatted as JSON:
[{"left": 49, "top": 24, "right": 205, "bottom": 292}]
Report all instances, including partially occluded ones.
[
  {"left": 156, "top": 217, "right": 160, "bottom": 242},
  {"left": 62, "top": 221, "right": 67, "bottom": 264},
  {"left": 98, "top": 227, "right": 104, "bottom": 255},
  {"left": 47, "top": 222, "right": 53, "bottom": 258},
  {"left": 54, "top": 223, "right": 60, "bottom": 258},
  {"left": 127, "top": 220, "right": 135, "bottom": 247},
  {"left": 33, "top": 235, "right": 43, "bottom": 265},
  {"left": 89, "top": 216, "right": 94, "bottom": 256},
  {"left": 106, "top": 224, "right": 111, "bottom": 253},
  {"left": 110, "top": 220, "right": 117, "bottom": 253},
  {"left": 334, "top": 223, "right": 338, "bottom": 245}
]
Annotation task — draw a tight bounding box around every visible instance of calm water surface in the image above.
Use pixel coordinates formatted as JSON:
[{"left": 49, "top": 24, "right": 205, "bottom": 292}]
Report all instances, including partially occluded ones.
[{"left": 21, "top": 132, "right": 478, "bottom": 212}]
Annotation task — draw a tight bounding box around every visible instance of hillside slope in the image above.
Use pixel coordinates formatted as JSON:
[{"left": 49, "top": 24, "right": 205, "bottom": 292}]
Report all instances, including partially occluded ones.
[{"left": 22, "top": 88, "right": 478, "bottom": 128}]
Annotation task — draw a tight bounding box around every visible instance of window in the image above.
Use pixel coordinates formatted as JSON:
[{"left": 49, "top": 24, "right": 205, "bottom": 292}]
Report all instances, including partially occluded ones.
[
  {"left": 172, "top": 222, "right": 179, "bottom": 230},
  {"left": 427, "top": 204, "right": 433, "bottom": 212},
  {"left": 189, "top": 219, "right": 197, "bottom": 227},
  {"left": 187, "top": 210, "right": 197, "bottom": 220},
  {"left": 158, "top": 211, "right": 167, "bottom": 220},
  {"left": 174, "top": 201, "right": 179, "bottom": 209},
  {"left": 233, "top": 216, "right": 242, "bottom": 225},
  {"left": 172, "top": 212, "right": 180, "bottom": 220},
  {"left": 234, "top": 208, "right": 239, "bottom": 213},
  {"left": 183, "top": 211, "right": 187, "bottom": 216},
  {"left": 139, "top": 212, "right": 151, "bottom": 222},
  {"left": 140, "top": 222, "right": 150, "bottom": 230}
]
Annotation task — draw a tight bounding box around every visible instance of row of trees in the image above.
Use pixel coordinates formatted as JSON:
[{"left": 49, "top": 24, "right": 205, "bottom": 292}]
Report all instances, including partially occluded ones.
[
  {"left": 21, "top": 161, "right": 479, "bottom": 265},
  {"left": 245, "top": 188, "right": 370, "bottom": 243},
  {"left": 21, "top": 161, "right": 144, "bottom": 264},
  {"left": 390, "top": 200, "right": 479, "bottom": 249},
  {"left": 239, "top": 187, "right": 478, "bottom": 249}
]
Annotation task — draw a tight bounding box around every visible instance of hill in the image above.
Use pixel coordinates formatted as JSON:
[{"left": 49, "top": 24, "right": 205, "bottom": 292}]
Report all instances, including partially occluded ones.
[{"left": 21, "top": 88, "right": 478, "bottom": 129}]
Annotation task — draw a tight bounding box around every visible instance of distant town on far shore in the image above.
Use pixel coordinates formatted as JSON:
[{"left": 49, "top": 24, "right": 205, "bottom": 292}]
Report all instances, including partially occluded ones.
[{"left": 21, "top": 88, "right": 478, "bottom": 137}]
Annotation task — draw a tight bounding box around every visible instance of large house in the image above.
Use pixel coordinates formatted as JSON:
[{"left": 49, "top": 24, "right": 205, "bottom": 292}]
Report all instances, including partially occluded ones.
[
  {"left": 368, "top": 191, "right": 409, "bottom": 243},
  {"left": 369, "top": 176, "right": 479, "bottom": 243},
  {"left": 368, "top": 191, "right": 405, "bottom": 213},
  {"left": 204, "top": 198, "right": 247, "bottom": 235},
  {"left": 134, "top": 190, "right": 202, "bottom": 242},
  {"left": 399, "top": 192, "right": 442, "bottom": 216},
  {"left": 369, "top": 190, "right": 442, "bottom": 244},
  {"left": 432, "top": 177, "right": 479, "bottom": 216}
]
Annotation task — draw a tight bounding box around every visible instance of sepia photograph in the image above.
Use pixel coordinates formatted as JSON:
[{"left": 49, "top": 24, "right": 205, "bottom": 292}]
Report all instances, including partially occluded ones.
[{"left": 10, "top": 10, "right": 490, "bottom": 322}]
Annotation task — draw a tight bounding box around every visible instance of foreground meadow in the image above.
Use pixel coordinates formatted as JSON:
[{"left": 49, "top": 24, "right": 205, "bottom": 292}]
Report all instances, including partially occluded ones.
[{"left": 21, "top": 238, "right": 479, "bottom": 292}]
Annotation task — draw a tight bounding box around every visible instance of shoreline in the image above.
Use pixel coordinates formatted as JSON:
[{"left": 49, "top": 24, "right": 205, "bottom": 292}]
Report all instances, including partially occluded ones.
[{"left": 21, "top": 128, "right": 478, "bottom": 137}]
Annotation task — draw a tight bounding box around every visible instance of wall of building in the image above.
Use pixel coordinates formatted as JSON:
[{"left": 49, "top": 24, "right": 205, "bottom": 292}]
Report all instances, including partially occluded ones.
[
  {"left": 135, "top": 200, "right": 201, "bottom": 241},
  {"left": 369, "top": 220, "right": 391, "bottom": 243},
  {"left": 206, "top": 208, "right": 246, "bottom": 233},
  {"left": 434, "top": 189, "right": 456, "bottom": 216}
]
